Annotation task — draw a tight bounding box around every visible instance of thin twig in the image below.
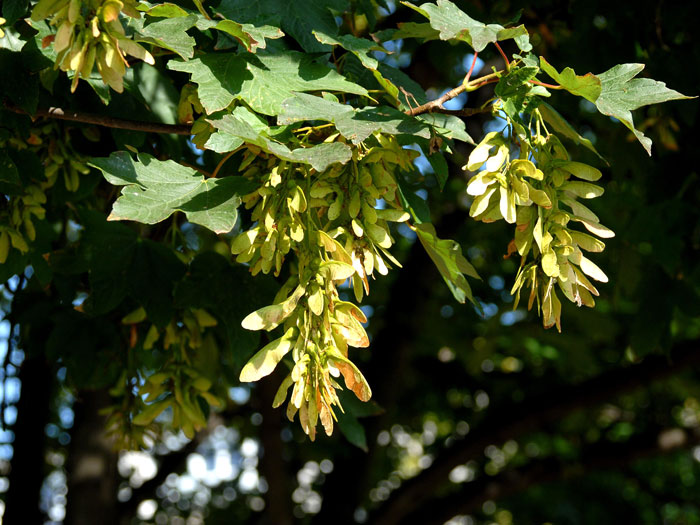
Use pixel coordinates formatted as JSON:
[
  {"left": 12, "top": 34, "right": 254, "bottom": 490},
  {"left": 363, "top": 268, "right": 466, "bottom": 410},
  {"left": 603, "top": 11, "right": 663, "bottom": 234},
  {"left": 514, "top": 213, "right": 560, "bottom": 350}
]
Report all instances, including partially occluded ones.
[
  {"left": 405, "top": 69, "right": 502, "bottom": 116},
  {"left": 4, "top": 102, "right": 193, "bottom": 136},
  {"left": 426, "top": 107, "right": 492, "bottom": 117}
]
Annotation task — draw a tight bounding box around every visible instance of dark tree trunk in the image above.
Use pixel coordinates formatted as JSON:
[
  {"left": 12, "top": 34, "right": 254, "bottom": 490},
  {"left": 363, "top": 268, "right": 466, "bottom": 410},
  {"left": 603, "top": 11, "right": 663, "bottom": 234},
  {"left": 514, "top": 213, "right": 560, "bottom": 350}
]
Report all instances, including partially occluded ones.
[
  {"left": 64, "top": 389, "right": 120, "bottom": 525},
  {"left": 4, "top": 355, "right": 53, "bottom": 525},
  {"left": 257, "top": 371, "right": 294, "bottom": 525}
]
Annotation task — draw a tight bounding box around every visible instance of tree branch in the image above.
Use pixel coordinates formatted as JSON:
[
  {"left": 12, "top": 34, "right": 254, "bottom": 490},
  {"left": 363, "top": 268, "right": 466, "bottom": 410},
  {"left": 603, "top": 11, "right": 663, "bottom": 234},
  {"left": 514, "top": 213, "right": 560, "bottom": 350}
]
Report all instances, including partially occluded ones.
[
  {"left": 416, "top": 426, "right": 700, "bottom": 525},
  {"left": 4, "top": 102, "right": 192, "bottom": 136},
  {"left": 368, "top": 339, "right": 700, "bottom": 524},
  {"left": 405, "top": 71, "right": 501, "bottom": 116},
  {"left": 256, "top": 370, "right": 294, "bottom": 525}
]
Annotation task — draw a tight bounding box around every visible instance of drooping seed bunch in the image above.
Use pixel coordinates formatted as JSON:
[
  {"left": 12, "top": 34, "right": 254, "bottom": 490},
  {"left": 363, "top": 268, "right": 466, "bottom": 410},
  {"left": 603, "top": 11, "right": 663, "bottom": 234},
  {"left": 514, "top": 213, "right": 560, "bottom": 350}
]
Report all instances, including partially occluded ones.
[
  {"left": 31, "top": 0, "right": 151, "bottom": 92},
  {"left": 105, "top": 306, "right": 227, "bottom": 446},
  {"left": 232, "top": 133, "right": 416, "bottom": 439},
  {"left": 0, "top": 122, "right": 90, "bottom": 263},
  {"left": 0, "top": 184, "right": 46, "bottom": 263},
  {"left": 465, "top": 110, "right": 613, "bottom": 330}
]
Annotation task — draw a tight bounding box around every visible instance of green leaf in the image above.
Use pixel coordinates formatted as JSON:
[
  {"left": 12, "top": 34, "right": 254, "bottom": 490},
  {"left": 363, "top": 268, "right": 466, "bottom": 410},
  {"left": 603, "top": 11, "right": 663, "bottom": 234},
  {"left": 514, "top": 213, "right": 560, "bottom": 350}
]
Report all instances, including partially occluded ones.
[
  {"left": 0, "top": 27, "right": 26, "bottom": 52},
  {"left": 0, "top": 149, "right": 20, "bottom": 185},
  {"left": 131, "top": 15, "right": 198, "bottom": 59},
  {"left": 239, "top": 327, "right": 296, "bottom": 382},
  {"left": 404, "top": 0, "right": 531, "bottom": 52},
  {"left": 123, "top": 63, "right": 180, "bottom": 126},
  {"left": 204, "top": 106, "right": 268, "bottom": 153},
  {"left": 3, "top": 0, "right": 29, "bottom": 26},
  {"left": 77, "top": 211, "right": 186, "bottom": 325},
  {"left": 426, "top": 150, "right": 449, "bottom": 189},
  {"left": 417, "top": 113, "right": 474, "bottom": 143},
  {"left": 413, "top": 222, "right": 480, "bottom": 304},
  {"left": 0, "top": 49, "right": 38, "bottom": 113},
  {"left": 336, "top": 408, "right": 368, "bottom": 451},
  {"left": 140, "top": 3, "right": 191, "bottom": 18},
  {"left": 215, "top": 0, "right": 348, "bottom": 53},
  {"left": 495, "top": 66, "right": 539, "bottom": 99},
  {"left": 496, "top": 25, "right": 532, "bottom": 53},
  {"left": 539, "top": 57, "right": 601, "bottom": 103},
  {"left": 593, "top": 63, "right": 694, "bottom": 155},
  {"left": 46, "top": 310, "right": 123, "bottom": 389},
  {"left": 214, "top": 20, "right": 284, "bottom": 52},
  {"left": 376, "top": 22, "right": 440, "bottom": 42},
  {"left": 211, "top": 114, "right": 353, "bottom": 171},
  {"left": 314, "top": 30, "right": 382, "bottom": 70},
  {"left": 278, "top": 93, "right": 430, "bottom": 144},
  {"left": 174, "top": 252, "right": 276, "bottom": 370},
  {"left": 538, "top": 102, "right": 605, "bottom": 163},
  {"left": 396, "top": 179, "right": 431, "bottom": 224},
  {"left": 128, "top": 240, "right": 186, "bottom": 326},
  {"left": 90, "top": 151, "right": 256, "bottom": 234},
  {"left": 169, "top": 50, "right": 368, "bottom": 115},
  {"left": 313, "top": 30, "right": 400, "bottom": 104},
  {"left": 79, "top": 210, "right": 138, "bottom": 315}
]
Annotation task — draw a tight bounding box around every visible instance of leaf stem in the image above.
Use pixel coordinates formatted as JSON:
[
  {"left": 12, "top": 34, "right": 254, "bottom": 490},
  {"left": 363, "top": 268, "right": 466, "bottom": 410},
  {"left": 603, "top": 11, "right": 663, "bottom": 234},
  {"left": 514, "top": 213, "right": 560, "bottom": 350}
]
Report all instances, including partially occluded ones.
[
  {"left": 191, "top": 0, "right": 211, "bottom": 20},
  {"left": 529, "top": 80, "right": 564, "bottom": 90},
  {"left": 294, "top": 123, "right": 335, "bottom": 133},
  {"left": 212, "top": 148, "right": 241, "bottom": 178},
  {"left": 494, "top": 42, "right": 510, "bottom": 68},
  {"left": 464, "top": 52, "right": 478, "bottom": 84}
]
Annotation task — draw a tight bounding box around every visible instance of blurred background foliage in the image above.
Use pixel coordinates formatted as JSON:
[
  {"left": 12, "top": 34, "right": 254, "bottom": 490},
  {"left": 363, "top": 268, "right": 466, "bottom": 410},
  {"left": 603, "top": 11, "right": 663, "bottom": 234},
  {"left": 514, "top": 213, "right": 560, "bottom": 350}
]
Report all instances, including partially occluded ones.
[{"left": 1, "top": 0, "right": 699, "bottom": 524}]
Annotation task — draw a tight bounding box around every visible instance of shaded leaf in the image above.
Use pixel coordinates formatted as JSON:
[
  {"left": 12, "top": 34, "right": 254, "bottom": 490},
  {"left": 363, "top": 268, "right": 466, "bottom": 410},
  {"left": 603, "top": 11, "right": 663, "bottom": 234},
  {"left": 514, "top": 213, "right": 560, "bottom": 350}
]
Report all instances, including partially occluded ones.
[
  {"left": 413, "top": 223, "right": 480, "bottom": 304},
  {"left": 214, "top": 20, "right": 284, "bottom": 52},
  {"left": 131, "top": 15, "right": 198, "bottom": 59},
  {"left": 169, "top": 50, "right": 367, "bottom": 115},
  {"left": 215, "top": 0, "right": 348, "bottom": 53},
  {"left": 278, "top": 93, "right": 430, "bottom": 144},
  {"left": 404, "top": 0, "right": 531, "bottom": 52},
  {"left": 211, "top": 114, "right": 352, "bottom": 170},
  {"left": 538, "top": 102, "right": 605, "bottom": 162}
]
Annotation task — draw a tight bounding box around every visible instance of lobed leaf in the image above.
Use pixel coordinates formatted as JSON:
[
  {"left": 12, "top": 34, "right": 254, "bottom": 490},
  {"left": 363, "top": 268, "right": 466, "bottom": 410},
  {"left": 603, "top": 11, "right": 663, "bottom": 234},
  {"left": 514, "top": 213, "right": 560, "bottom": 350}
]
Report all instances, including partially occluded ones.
[
  {"left": 593, "top": 63, "right": 694, "bottom": 155},
  {"left": 169, "top": 50, "right": 368, "bottom": 115},
  {"left": 278, "top": 93, "right": 430, "bottom": 144},
  {"left": 404, "top": 0, "right": 531, "bottom": 52},
  {"left": 90, "top": 152, "right": 256, "bottom": 234},
  {"left": 211, "top": 114, "right": 352, "bottom": 171},
  {"left": 539, "top": 57, "right": 601, "bottom": 103}
]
